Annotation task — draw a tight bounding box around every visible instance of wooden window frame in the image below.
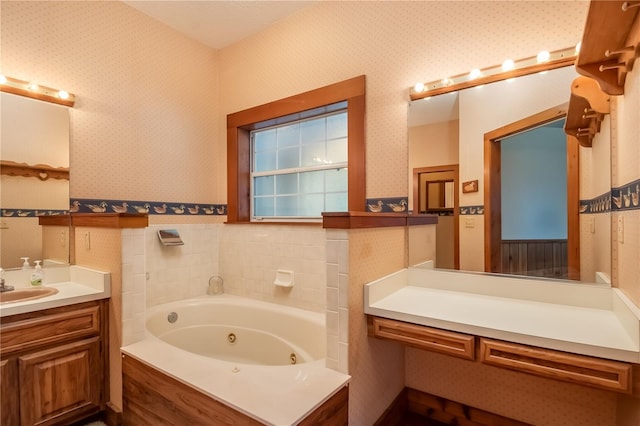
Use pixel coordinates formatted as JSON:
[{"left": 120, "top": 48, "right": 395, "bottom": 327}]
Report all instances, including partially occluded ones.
[{"left": 226, "top": 76, "right": 366, "bottom": 223}]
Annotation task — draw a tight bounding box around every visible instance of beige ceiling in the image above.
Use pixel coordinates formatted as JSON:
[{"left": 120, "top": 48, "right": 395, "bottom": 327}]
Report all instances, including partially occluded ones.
[{"left": 123, "top": 1, "right": 315, "bottom": 50}]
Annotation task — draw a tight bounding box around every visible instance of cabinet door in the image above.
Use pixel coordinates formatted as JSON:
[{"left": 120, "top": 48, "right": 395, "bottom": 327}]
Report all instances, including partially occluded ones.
[
  {"left": 19, "top": 337, "right": 102, "bottom": 426},
  {"left": 1, "top": 358, "right": 20, "bottom": 425}
]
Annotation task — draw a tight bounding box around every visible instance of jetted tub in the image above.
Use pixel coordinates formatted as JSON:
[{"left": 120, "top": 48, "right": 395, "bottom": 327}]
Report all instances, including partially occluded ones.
[
  {"left": 146, "top": 294, "right": 325, "bottom": 365},
  {"left": 121, "top": 294, "right": 350, "bottom": 425}
]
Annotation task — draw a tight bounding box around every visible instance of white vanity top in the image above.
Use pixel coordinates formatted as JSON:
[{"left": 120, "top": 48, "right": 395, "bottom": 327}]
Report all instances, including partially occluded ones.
[
  {"left": 0, "top": 265, "right": 111, "bottom": 317},
  {"left": 364, "top": 266, "right": 640, "bottom": 363}
]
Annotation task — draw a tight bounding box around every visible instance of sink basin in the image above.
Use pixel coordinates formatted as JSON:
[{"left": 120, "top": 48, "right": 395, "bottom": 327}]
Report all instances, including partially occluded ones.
[{"left": 0, "top": 287, "right": 59, "bottom": 304}]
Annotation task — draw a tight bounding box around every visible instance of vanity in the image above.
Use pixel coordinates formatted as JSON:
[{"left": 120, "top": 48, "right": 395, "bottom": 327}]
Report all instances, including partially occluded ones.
[
  {"left": 365, "top": 265, "right": 640, "bottom": 394},
  {"left": 0, "top": 265, "right": 111, "bottom": 426}
]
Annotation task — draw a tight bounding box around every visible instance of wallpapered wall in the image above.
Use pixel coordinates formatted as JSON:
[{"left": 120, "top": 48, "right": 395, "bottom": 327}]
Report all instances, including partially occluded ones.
[
  {"left": 1, "top": 1, "right": 220, "bottom": 204},
  {"left": 3, "top": 1, "right": 640, "bottom": 425}
]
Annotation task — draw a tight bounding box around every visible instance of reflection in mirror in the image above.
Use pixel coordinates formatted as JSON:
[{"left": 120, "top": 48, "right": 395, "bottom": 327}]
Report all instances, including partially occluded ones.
[
  {"left": 408, "top": 65, "right": 611, "bottom": 284},
  {"left": 425, "top": 180, "right": 454, "bottom": 211},
  {"left": 0, "top": 92, "right": 70, "bottom": 269}
]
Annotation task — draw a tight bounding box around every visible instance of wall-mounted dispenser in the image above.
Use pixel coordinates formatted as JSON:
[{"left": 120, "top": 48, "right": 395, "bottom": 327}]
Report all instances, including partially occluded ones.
[{"left": 157, "top": 229, "right": 184, "bottom": 246}]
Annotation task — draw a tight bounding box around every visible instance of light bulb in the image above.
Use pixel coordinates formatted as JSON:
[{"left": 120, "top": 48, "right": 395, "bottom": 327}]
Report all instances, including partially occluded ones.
[
  {"left": 58, "top": 90, "right": 69, "bottom": 100},
  {"left": 575, "top": 42, "right": 581, "bottom": 54},
  {"left": 537, "top": 51, "right": 550, "bottom": 63},
  {"left": 0, "top": 75, "right": 6, "bottom": 84},
  {"left": 441, "top": 77, "right": 453, "bottom": 86},
  {"left": 469, "top": 68, "right": 481, "bottom": 80},
  {"left": 27, "top": 83, "right": 38, "bottom": 91},
  {"left": 413, "top": 82, "right": 425, "bottom": 93},
  {"left": 502, "top": 59, "right": 515, "bottom": 71}
]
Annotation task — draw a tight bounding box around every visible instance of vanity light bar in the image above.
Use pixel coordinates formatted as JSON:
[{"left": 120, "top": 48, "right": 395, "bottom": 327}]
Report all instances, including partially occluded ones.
[
  {"left": 410, "top": 46, "right": 579, "bottom": 101},
  {"left": 0, "top": 75, "right": 75, "bottom": 107}
]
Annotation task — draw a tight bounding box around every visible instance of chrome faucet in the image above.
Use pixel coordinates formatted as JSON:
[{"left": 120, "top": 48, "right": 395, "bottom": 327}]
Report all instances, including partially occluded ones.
[
  {"left": 207, "top": 275, "right": 224, "bottom": 295},
  {"left": 0, "top": 269, "right": 14, "bottom": 293}
]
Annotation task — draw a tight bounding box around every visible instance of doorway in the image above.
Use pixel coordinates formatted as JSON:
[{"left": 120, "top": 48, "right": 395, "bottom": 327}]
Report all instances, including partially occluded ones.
[
  {"left": 413, "top": 164, "right": 459, "bottom": 270},
  {"left": 484, "top": 104, "right": 580, "bottom": 280}
]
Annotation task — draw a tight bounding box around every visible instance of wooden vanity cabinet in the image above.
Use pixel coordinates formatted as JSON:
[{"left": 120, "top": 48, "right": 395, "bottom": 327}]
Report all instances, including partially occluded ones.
[
  {"left": 368, "top": 315, "right": 635, "bottom": 394},
  {"left": 0, "top": 300, "right": 108, "bottom": 426}
]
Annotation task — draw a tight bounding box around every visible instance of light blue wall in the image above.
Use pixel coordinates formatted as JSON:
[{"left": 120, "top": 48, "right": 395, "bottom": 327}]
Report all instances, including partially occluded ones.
[{"left": 501, "top": 124, "right": 567, "bottom": 240}]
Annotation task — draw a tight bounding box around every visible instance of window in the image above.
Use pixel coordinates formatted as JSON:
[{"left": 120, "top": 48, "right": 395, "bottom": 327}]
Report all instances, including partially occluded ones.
[
  {"left": 227, "top": 76, "right": 365, "bottom": 224},
  {"left": 251, "top": 105, "right": 348, "bottom": 221}
]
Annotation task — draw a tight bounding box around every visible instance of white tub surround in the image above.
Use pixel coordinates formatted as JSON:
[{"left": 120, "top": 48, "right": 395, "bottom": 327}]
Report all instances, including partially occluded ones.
[
  {"left": 364, "top": 267, "right": 640, "bottom": 363},
  {"left": 0, "top": 265, "right": 111, "bottom": 317},
  {"left": 122, "top": 295, "right": 350, "bottom": 426}
]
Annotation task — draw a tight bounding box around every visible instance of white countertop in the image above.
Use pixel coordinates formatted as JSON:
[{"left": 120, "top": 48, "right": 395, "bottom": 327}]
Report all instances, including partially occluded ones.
[
  {"left": 365, "top": 267, "right": 640, "bottom": 363},
  {"left": 122, "top": 339, "right": 350, "bottom": 426},
  {"left": 0, "top": 265, "right": 111, "bottom": 317}
]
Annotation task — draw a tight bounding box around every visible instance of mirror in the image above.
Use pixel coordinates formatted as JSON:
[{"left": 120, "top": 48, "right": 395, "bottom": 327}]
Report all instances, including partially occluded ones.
[
  {"left": 0, "top": 92, "right": 71, "bottom": 269},
  {"left": 408, "top": 65, "right": 612, "bottom": 284}
]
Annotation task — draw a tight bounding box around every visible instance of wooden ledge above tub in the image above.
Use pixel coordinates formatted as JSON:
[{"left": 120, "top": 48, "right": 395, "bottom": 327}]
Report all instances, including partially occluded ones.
[
  {"left": 71, "top": 213, "right": 148, "bottom": 228},
  {"left": 38, "top": 214, "right": 71, "bottom": 227},
  {"left": 39, "top": 213, "right": 148, "bottom": 229},
  {"left": 322, "top": 212, "right": 437, "bottom": 229}
]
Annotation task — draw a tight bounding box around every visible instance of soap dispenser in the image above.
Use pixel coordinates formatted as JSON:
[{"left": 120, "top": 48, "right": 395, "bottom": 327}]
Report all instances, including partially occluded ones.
[
  {"left": 30, "top": 261, "right": 43, "bottom": 286},
  {"left": 21, "top": 257, "right": 30, "bottom": 269}
]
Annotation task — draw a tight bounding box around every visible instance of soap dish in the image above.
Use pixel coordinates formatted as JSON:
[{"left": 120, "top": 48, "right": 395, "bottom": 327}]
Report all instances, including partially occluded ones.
[{"left": 274, "top": 269, "right": 294, "bottom": 288}]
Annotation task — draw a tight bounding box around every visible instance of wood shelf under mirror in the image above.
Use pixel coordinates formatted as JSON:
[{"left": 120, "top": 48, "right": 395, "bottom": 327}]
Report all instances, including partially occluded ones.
[
  {"left": 0, "top": 160, "right": 69, "bottom": 181},
  {"left": 564, "top": 76, "right": 610, "bottom": 148},
  {"left": 576, "top": 0, "right": 640, "bottom": 96}
]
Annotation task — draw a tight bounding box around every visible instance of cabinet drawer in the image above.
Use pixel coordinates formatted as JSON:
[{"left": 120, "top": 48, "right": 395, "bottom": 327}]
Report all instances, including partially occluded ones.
[
  {"left": 480, "top": 338, "right": 632, "bottom": 393},
  {"left": 368, "top": 316, "right": 475, "bottom": 360},
  {"left": 1, "top": 304, "right": 100, "bottom": 355}
]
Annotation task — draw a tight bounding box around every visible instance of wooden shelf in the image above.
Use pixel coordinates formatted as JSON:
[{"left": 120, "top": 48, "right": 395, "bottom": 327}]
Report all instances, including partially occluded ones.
[
  {"left": 70, "top": 213, "right": 148, "bottom": 229},
  {"left": 322, "top": 212, "right": 438, "bottom": 229},
  {"left": 576, "top": 0, "right": 640, "bottom": 95},
  {"left": 0, "top": 160, "right": 69, "bottom": 181},
  {"left": 564, "top": 76, "right": 611, "bottom": 148}
]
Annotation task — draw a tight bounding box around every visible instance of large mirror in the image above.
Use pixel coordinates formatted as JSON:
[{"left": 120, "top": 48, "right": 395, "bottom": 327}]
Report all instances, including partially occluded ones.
[
  {"left": 0, "top": 92, "right": 71, "bottom": 269},
  {"left": 408, "top": 65, "right": 612, "bottom": 284}
]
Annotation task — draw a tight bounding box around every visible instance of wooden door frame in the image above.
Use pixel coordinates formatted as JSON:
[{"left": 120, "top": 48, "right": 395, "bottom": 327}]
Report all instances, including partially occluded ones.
[
  {"left": 483, "top": 103, "right": 580, "bottom": 280},
  {"left": 413, "top": 164, "right": 460, "bottom": 269}
]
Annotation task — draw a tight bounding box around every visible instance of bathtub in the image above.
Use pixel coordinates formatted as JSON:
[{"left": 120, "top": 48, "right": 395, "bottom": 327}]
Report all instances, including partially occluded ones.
[
  {"left": 121, "top": 295, "right": 350, "bottom": 425},
  {"left": 146, "top": 295, "right": 325, "bottom": 366}
]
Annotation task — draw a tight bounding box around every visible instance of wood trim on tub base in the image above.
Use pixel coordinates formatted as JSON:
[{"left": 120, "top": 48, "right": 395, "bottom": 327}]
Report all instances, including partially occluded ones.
[{"left": 122, "top": 354, "right": 348, "bottom": 425}]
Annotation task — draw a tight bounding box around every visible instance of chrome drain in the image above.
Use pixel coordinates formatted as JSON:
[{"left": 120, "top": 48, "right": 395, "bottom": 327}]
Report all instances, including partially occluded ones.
[
  {"left": 167, "top": 312, "right": 178, "bottom": 323},
  {"left": 227, "top": 333, "right": 237, "bottom": 344},
  {"left": 289, "top": 353, "right": 297, "bottom": 365}
]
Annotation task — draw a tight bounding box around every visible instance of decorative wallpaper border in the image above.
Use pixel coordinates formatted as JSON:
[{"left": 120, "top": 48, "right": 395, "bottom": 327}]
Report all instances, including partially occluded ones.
[
  {"left": 580, "top": 191, "right": 611, "bottom": 214},
  {"left": 611, "top": 179, "right": 640, "bottom": 211},
  {"left": 5, "top": 182, "right": 637, "bottom": 219},
  {"left": 460, "top": 205, "right": 484, "bottom": 215},
  {"left": 366, "top": 197, "right": 408, "bottom": 213},
  {"left": 70, "top": 198, "right": 227, "bottom": 215},
  {"left": 1, "top": 209, "right": 67, "bottom": 218}
]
